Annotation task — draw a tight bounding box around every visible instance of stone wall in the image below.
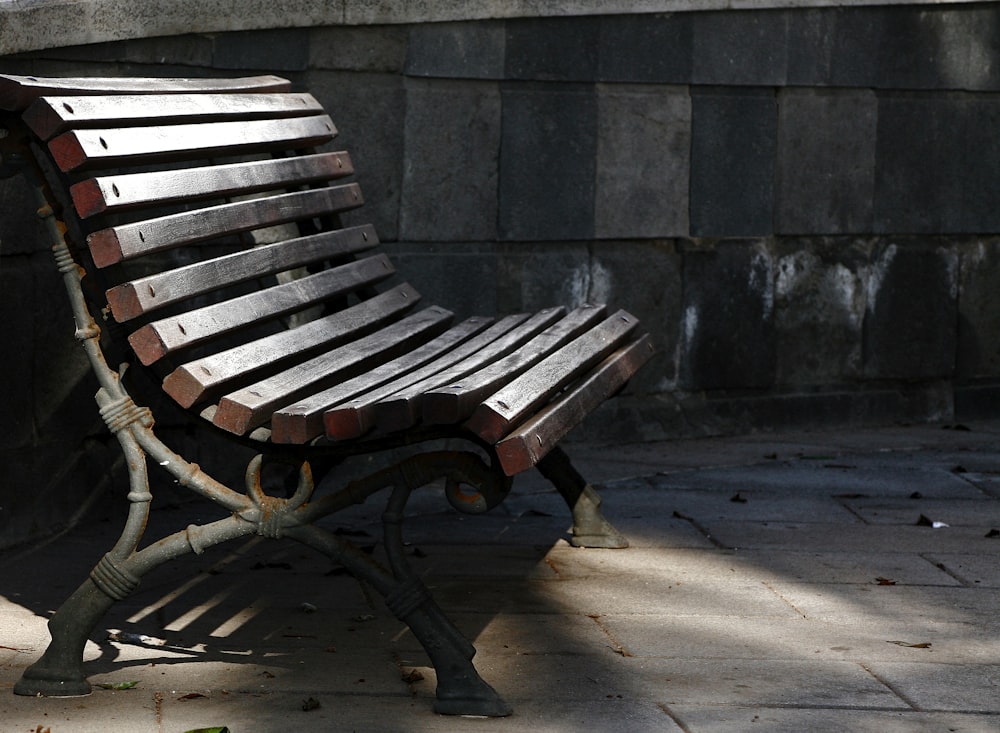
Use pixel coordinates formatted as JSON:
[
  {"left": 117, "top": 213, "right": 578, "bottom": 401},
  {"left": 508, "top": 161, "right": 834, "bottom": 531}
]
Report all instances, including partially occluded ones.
[{"left": 2, "top": 3, "right": 1000, "bottom": 546}]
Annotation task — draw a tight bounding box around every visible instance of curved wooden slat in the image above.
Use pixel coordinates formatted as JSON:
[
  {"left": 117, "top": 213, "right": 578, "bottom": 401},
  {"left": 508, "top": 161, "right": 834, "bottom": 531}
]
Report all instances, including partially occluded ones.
[
  {"left": 163, "top": 284, "right": 420, "bottom": 408},
  {"left": 421, "top": 304, "right": 607, "bottom": 425},
  {"left": 106, "top": 224, "right": 377, "bottom": 322},
  {"left": 88, "top": 183, "right": 363, "bottom": 267},
  {"left": 466, "top": 310, "right": 640, "bottom": 444},
  {"left": 49, "top": 114, "right": 336, "bottom": 172},
  {"left": 322, "top": 313, "right": 533, "bottom": 441},
  {"left": 496, "top": 334, "right": 654, "bottom": 475},
  {"left": 71, "top": 151, "right": 354, "bottom": 218},
  {"left": 24, "top": 92, "right": 323, "bottom": 140},
  {"left": 212, "top": 306, "right": 455, "bottom": 435},
  {"left": 128, "top": 254, "right": 395, "bottom": 365},
  {"left": 367, "top": 307, "right": 566, "bottom": 434},
  {"left": 271, "top": 316, "right": 494, "bottom": 444},
  {"left": 0, "top": 73, "right": 290, "bottom": 112}
]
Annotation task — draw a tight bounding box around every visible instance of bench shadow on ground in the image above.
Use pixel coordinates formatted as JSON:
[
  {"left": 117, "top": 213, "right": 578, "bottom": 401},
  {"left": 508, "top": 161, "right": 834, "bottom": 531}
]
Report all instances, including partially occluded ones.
[{"left": 3, "top": 434, "right": 1000, "bottom": 731}]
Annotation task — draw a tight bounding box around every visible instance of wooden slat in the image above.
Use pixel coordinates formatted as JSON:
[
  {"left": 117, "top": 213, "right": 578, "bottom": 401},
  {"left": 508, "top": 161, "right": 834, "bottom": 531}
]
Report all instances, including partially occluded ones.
[
  {"left": 71, "top": 151, "right": 354, "bottom": 219},
  {"left": 323, "top": 313, "right": 533, "bottom": 441},
  {"left": 106, "top": 224, "right": 377, "bottom": 322},
  {"left": 88, "top": 183, "right": 363, "bottom": 267},
  {"left": 271, "top": 316, "right": 494, "bottom": 444},
  {"left": 163, "top": 284, "right": 419, "bottom": 408},
  {"left": 495, "top": 334, "right": 654, "bottom": 475},
  {"left": 212, "top": 307, "right": 455, "bottom": 435},
  {"left": 24, "top": 92, "right": 323, "bottom": 140},
  {"left": 0, "top": 73, "right": 290, "bottom": 112},
  {"left": 421, "top": 304, "right": 607, "bottom": 425},
  {"left": 49, "top": 114, "right": 336, "bottom": 173},
  {"left": 128, "top": 254, "right": 395, "bottom": 366},
  {"left": 367, "top": 307, "right": 566, "bottom": 434},
  {"left": 466, "top": 310, "right": 640, "bottom": 444}
]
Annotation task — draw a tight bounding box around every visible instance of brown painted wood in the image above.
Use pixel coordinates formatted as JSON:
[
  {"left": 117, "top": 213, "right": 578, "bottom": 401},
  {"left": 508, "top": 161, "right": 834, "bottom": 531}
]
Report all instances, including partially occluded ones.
[
  {"left": 466, "top": 310, "right": 640, "bottom": 444},
  {"left": 128, "top": 254, "right": 395, "bottom": 366},
  {"left": 24, "top": 92, "right": 323, "bottom": 140},
  {"left": 0, "top": 73, "right": 290, "bottom": 112},
  {"left": 71, "top": 151, "right": 354, "bottom": 219},
  {"left": 163, "top": 284, "right": 420, "bottom": 408},
  {"left": 368, "top": 307, "right": 566, "bottom": 434},
  {"left": 48, "top": 114, "right": 336, "bottom": 172},
  {"left": 106, "top": 224, "right": 377, "bottom": 322},
  {"left": 271, "top": 316, "right": 494, "bottom": 444},
  {"left": 212, "top": 306, "right": 455, "bottom": 435},
  {"left": 421, "top": 304, "right": 607, "bottom": 425},
  {"left": 88, "top": 183, "right": 363, "bottom": 267},
  {"left": 495, "top": 334, "right": 654, "bottom": 475},
  {"left": 322, "top": 313, "right": 532, "bottom": 441}
]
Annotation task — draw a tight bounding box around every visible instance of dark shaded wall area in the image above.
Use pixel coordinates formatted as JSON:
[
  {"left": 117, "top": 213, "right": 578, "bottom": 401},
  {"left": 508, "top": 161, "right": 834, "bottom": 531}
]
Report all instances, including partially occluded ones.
[{"left": 2, "top": 4, "right": 999, "bottom": 545}]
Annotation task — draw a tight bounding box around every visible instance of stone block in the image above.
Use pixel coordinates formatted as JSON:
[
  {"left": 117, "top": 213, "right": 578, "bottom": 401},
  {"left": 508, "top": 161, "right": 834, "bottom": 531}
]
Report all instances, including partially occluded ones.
[
  {"left": 595, "top": 84, "right": 690, "bottom": 239},
  {"left": 382, "top": 242, "right": 498, "bottom": 320},
  {"left": 959, "top": 98, "right": 1000, "bottom": 232},
  {"left": 678, "top": 240, "right": 776, "bottom": 391},
  {"left": 121, "top": 34, "right": 213, "bottom": 67},
  {"left": 495, "top": 242, "right": 590, "bottom": 315},
  {"left": 304, "top": 70, "right": 406, "bottom": 241},
  {"left": 504, "top": 16, "right": 600, "bottom": 82},
  {"left": 0, "top": 177, "right": 43, "bottom": 255},
  {"left": 498, "top": 85, "right": 597, "bottom": 242},
  {"left": 690, "top": 88, "right": 777, "bottom": 237},
  {"left": 212, "top": 28, "right": 310, "bottom": 71},
  {"left": 772, "top": 238, "right": 870, "bottom": 386},
  {"left": 0, "top": 259, "right": 35, "bottom": 450},
  {"left": 691, "top": 9, "right": 789, "bottom": 86},
  {"left": 310, "top": 25, "right": 407, "bottom": 73},
  {"left": 399, "top": 79, "right": 500, "bottom": 242},
  {"left": 956, "top": 238, "right": 1000, "bottom": 380},
  {"left": 404, "top": 20, "right": 505, "bottom": 79},
  {"left": 863, "top": 241, "right": 958, "bottom": 380},
  {"left": 597, "top": 13, "right": 692, "bottom": 83},
  {"left": 873, "top": 95, "right": 967, "bottom": 234},
  {"left": 776, "top": 89, "right": 877, "bottom": 235}
]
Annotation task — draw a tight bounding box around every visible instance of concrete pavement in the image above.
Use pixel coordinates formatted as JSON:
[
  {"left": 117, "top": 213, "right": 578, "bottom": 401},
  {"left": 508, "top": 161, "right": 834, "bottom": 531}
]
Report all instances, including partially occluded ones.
[{"left": 2, "top": 422, "right": 999, "bottom": 732}]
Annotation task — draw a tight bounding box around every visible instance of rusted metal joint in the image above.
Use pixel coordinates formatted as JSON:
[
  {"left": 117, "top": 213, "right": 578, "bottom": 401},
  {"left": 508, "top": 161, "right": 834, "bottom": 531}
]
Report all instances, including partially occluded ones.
[
  {"left": 98, "top": 393, "right": 155, "bottom": 434},
  {"left": 90, "top": 553, "right": 140, "bottom": 601},
  {"left": 241, "top": 455, "right": 314, "bottom": 539}
]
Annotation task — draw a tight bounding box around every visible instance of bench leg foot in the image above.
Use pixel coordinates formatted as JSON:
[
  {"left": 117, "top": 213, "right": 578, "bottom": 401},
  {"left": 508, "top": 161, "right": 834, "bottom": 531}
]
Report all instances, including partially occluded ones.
[
  {"left": 14, "top": 578, "right": 116, "bottom": 697},
  {"left": 537, "top": 446, "right": 629, "bottom": 549}
]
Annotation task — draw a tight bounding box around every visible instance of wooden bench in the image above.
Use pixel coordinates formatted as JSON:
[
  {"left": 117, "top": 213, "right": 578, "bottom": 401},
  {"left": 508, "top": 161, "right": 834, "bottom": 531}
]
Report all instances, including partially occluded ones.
[{"left": 0, "top": 73, "right": 652, "bottom": 717}]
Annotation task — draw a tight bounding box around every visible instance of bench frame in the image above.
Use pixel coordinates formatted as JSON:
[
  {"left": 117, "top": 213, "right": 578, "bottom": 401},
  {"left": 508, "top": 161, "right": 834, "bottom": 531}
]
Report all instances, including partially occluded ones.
[{"left": 0, "top": 73, "right": 646, "bottom": 717}]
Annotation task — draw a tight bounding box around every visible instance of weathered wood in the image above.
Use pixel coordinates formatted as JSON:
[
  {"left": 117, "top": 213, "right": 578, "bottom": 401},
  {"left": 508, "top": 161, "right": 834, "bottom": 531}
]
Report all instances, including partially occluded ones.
[
  {"left": 322, "top": 314, "right": 533, "bottom": 441},
  {"left": 49, "top": 114, "right": 336, "bottom": 172},
  {"left": 271, "top": 316, "right": 494, "bottom": 444},
  {"left": 128, "top": 255, "right": 395, "bottom": 365},
  {"left": 421, "top": 304, "right": 608, "bottom": 425},
  {"left": 466, "top": 310, "right": 640, "bottom": 444},
  {"left": 495, "top": 335, "right": 654, "bottom": 475},
  {"left": 368, "top": 307, "right": 566, "bottom": 434},
  {"left": 88, "top": 183, "right": 363, "bottom": 267},
  {"left": 212, "top": 306, "right": 455, "bottom": 435},
  {"left": 71, "top": 151, "right": 354, "bottom": 218},
  {"left": 0, "top": 73, "right": 290, "bottom": 112},
  {"left": 24, "top": 92, "right": 323, "bottom": 140},
  {"left": 163, "top": 284, "right": 419, "bottom": 408},
  {"left": 106, "top": 224, "right": 377, "bottom": 322}
]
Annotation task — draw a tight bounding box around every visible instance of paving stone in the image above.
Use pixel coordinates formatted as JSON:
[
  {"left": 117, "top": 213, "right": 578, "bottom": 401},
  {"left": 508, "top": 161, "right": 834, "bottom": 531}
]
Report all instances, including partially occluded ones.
[
  {"left": 690, "top": 89, "right": 777, "bottom": 236},
  {"left": 776, "top": 90, "right": 877, "bottom": 234},
  {"left": 498, "top": 85, "right": 597, "bottom": 241},
  {"left": 668, "top": 706, "right": 1000, "bottom": 733},
  {"left": 0, "top": 688, "right": 160, "bottom": 733},
  {"left": 923, "top": 553, "right": 1000, "bottom": 588},
  {"left": 867, "top": 662, "right": 1000, "bottom": 713},
  {"left": 399, "top": 80, "right": 500, "bottom": 242},
  {"left": 595, "top": 85, "right": 690, "bottom": 239},
  {"left": 405, "top": 19, "right": 505, "bottom": 79},
  {"left": 842, "top": 496, "right": 1000, "bottom": 528}
]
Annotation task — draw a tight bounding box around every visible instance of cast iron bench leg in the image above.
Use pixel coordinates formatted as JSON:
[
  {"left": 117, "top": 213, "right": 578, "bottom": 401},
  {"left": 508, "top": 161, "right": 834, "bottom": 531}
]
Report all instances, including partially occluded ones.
[{"left": 537, "top": 446, "right": 629, "bottom": 549}]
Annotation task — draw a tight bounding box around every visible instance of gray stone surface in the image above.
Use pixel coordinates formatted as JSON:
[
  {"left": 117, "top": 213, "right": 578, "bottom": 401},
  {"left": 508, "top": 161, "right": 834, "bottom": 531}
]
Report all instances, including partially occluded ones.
[
  {"left": 598, "top": 12, "right": 692, "bottom": 83},
  {"left": 776, "top": 89, "right": 877, "bottom": 234},
  {"left": 689, "top": 88, "right": 777, "bottom": 236},
  {"left": 310, "top": 25, "right": 408, "bottom": 72},
  {"left": 957, "top": 238, "right": 1000, "bottom": 380},
  {"left": 691, "top": 8, "right": 789, "bottom": 86},
  {"left": 504, "top": 16, "right": 601, "bottom": 81}
]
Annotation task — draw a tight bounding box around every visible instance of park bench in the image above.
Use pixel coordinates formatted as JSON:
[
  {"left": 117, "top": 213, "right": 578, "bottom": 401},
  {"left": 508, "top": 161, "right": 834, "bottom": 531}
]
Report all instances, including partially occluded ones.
[{"left": 0, "top": 72, "right": 652, "bottom": 717}]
